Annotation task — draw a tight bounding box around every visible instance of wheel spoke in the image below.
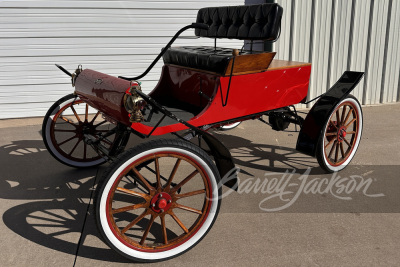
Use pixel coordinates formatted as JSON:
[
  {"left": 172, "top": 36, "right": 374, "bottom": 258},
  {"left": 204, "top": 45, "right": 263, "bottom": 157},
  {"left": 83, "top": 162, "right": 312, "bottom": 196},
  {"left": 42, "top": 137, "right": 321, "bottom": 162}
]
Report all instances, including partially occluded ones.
[
  {"left": 175, "top": 203, "right": 202, "bottom": 215},
  {"left": 340, "top": 142, "right": 345, "bottom": 158},
  {"left": 345, "top": 118, "right": 357, "bottom": 129},
  {"left": 175, "top": 189, "right": 206, "bottom": 199},
  {"left": 60, "top": 116, "right": 77, "bottom": 127},
  {"left": 112, "top": 202, "right": 147, "bottom": 214},
  {"left": 54, "top": 129, "right": 77, "bottom": 133},
  {"left": 170, "top": 170, "right": 199, "bottom": 194},
  {"left": 336, "top": 110, "right": 341, "bottom": 125},
  {"left": 340, "top": 105, "right": 347, "bottom": 126},
  {"left": 328, "top": 140, "right": 337, "bottom": 158},
  {"left": 131, "top": 167, "right": 156, "bottom": 192},
  {"left": 343, "top": 108, "right": 353, "bottom": 126},
  {"left": 116, "top": 187, "right": 151, "bottom": 200},
  {"left": 164, "top": 159, "right": 181, "bottom": 190},
  {"left": 329, "top": 120, "right": 338, "bottom": 130},
  {"left": 85, "top": 104, "right": 89, "bottom": 122},
  {"left": 68, "top": 138, "right": 82, "bottom": 156},
  {"left": 121, "top": 210, "right": 148, "bottom": 234},
  {"left": 169, "top": 210, "right": 188, "bottom": 234},
  {"left": 160, "top": 214, "right": 168, "bottom": 244},
  {"left": 90, "top": 111, "right": 100, "bottom": 124},
  {"left": 155, "top": 157, "right": 161, "bottom": 189},
  {"left": 325, "top": 132, "right": 337, "bottom": 136},
  {"left": 346, "top": 131, "right": 356, "bottom": 135},
  {"left": 325, "top": 137, "right": 336, "bottom": 149},
  {"left": 70, "top": 106, "right": 81, "bottom": 122},
  {"left": 57, "top": 135, "right": 77, "bottom": 146},
  {"left": 344, "top": 137, "right": 352, "bottom": 147},
  {"left": 94, "top": 120, "right": 107, "bottom": 128},
  {"left": 140, "top": 214, "right": 156, "bottom": 245},
  {"left": 334, "top": 142, "right": 339, "bottom": 163}
]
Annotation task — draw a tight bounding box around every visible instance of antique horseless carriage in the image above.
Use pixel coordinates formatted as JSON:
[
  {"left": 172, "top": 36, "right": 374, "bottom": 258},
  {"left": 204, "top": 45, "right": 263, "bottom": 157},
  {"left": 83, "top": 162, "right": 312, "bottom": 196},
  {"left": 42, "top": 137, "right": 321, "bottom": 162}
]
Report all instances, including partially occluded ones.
[{"left": 42, "top": 3, "right": 364, "bottom": 262}]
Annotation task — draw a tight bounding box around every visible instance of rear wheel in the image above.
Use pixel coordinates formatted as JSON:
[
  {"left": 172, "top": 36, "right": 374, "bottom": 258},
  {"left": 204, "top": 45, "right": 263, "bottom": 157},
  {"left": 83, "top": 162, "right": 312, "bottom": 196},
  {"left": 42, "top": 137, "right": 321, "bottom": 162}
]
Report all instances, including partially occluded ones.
[
  {"left": 42, "top": 94, "right": 125, "bottom": 168},
  {"left": 95, "top": 139, "right": 221, "bottom": 262},
  {"left": 316, "top": 95, "right": 363, "bottom": 173}
]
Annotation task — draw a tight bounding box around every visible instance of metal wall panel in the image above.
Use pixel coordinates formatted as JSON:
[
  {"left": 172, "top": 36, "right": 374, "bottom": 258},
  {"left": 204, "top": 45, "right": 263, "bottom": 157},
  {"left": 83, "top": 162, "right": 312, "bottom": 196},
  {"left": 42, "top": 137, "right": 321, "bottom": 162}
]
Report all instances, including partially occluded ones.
[
  {"left": 304, "top": 0, "right": 333, "bottom": 107},
  {"left": 348, "top": 0, "right": 371, "bottom": 101},
  {"left": 328, "top": 0, "right": 352, "bottom": 87},
  {"left": 382, "top": 0, "right": 400, "bottom": 103},
  {"left": 290, "top": 0, "right": 313, "bottom": 63},
  {"left": 1, "top": 0, "right": 399, "bottom": 119},
  {"left": 364, "top": 0, "right": 390, "bottom": 105},
  {"left": 275, "top": 0, "right": 292, "bottom": 60},
  {"left": 0, "top": 0, "right": 243, "bottom": 119},
  {"left": 274, "top": 0, "right": 400, "bottom": 107}
]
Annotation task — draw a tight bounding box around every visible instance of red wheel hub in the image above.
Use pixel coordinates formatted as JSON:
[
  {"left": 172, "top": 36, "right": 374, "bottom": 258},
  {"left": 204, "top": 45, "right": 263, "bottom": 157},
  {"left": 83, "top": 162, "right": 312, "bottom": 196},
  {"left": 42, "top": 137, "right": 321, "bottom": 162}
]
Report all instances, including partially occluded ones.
[
  {"left": 337, "top": 126, "right": 347, "bottom": 142},
  {"left": 150, "top": 192, "right": 172, "bottom": 213}
]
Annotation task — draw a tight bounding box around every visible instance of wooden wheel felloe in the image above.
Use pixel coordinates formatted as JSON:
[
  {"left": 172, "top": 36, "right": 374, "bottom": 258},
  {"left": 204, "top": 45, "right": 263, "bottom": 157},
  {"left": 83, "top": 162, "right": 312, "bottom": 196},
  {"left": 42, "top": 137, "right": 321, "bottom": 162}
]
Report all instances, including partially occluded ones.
[
  {"left": 96, "top": 139, "right": 221, "bottom": 262},
  {"left": 316, "top": 95, "right": 363, "bottom": 172},
  {"left": 42, "top": 94, "right": 121, "bottom": 168}
]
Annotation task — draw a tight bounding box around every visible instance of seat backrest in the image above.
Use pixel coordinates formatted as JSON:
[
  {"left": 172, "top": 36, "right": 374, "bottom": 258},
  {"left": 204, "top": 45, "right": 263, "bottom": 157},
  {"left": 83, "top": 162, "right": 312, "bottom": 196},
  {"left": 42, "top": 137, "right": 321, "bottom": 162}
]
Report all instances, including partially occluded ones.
[{"left": 194, "top": 3, "right": 283, "bottom": 41}]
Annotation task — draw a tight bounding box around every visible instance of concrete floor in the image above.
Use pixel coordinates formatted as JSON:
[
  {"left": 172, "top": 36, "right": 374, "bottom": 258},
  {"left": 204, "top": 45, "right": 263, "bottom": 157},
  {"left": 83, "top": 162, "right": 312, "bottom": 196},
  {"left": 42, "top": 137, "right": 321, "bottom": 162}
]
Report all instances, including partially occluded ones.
[{"left": 0, "top": 103, "right": 399, "bottom": 266}]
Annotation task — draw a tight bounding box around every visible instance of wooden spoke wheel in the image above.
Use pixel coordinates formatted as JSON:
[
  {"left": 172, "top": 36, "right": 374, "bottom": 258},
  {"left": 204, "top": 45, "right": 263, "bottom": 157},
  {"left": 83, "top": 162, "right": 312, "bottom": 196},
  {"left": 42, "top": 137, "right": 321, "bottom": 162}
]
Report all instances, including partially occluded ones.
[
  {"left": 316, "top": 95, "right": 363, "bottom": 172},
  {"left": 96, "top": 139, "right": 221, "bottom": 262},
  {"left": 42, "top": 94, "right": 124, "bottom": 168}
]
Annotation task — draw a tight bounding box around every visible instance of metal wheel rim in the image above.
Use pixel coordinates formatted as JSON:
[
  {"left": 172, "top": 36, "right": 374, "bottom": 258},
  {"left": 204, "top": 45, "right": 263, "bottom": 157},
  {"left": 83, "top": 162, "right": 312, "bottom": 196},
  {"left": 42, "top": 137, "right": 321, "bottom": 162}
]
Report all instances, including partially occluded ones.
[
  {"left": 323, "top": 101, "right": 360, "bottom": 166},
  {"left": 105, "top": 152, "right": 212, "bottom": 252}
]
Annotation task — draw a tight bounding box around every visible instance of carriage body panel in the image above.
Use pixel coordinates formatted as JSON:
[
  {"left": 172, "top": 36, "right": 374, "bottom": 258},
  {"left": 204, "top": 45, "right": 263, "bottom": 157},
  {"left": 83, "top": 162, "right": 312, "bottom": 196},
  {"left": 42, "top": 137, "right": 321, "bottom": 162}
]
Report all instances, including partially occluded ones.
[
  {"left": 75, "top": 69, "right": 131, "bottom": 125},
  {"left": 75, "top": 62, "right": 311, "bottom": 136}
]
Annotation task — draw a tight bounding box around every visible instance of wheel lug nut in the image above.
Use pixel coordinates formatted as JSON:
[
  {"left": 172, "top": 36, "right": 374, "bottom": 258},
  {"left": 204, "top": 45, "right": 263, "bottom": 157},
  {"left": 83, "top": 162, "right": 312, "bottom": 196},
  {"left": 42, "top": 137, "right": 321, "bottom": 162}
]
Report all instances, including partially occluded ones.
[
  {"left": 167, "top": 200, "right": 171, "bottom": 203},
  {"left": 160, "top": 209, "right": 164, "bottom": 213},
  {"left": 159, "top": 193, "right": 162, "bottom": 197},
  {"left": 152, "top": 203, "right": 156, "bottom": 207}
]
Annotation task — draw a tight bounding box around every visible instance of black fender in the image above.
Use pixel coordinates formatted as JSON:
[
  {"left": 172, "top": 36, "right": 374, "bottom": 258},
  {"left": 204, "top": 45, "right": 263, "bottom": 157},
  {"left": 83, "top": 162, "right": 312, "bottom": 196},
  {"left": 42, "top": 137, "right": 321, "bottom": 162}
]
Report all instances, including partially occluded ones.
[
  {"left": 200, "top": 131, "right": 238, "bottom": 191},
  {"left": 296, "top": 71, "right": 364, "bottom": 157}
]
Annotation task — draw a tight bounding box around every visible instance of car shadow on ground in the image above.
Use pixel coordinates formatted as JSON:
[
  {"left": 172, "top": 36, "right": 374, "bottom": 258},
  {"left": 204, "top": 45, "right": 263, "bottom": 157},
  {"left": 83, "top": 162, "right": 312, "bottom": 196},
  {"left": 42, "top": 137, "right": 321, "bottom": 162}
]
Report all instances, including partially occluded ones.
[
  {"left": 1, "top": 131, "right": 318, "bottom": 262},
  {"left": 210, "top": 131, "right": 326, "bottom": 175},
  {"left": 0, "top": 139, "right": 131, "bottom": 263},
  {"left": 3, "top": 131, "right": 396, "bottom": 262}
]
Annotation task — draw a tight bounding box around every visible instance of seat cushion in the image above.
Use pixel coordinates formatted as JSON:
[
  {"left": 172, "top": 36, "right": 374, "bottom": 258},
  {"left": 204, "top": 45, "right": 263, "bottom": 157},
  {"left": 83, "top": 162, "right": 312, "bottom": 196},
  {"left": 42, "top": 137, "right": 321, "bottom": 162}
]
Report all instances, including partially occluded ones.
[{"left": 163, "top": 46, "right": 237, "bottom": 74}]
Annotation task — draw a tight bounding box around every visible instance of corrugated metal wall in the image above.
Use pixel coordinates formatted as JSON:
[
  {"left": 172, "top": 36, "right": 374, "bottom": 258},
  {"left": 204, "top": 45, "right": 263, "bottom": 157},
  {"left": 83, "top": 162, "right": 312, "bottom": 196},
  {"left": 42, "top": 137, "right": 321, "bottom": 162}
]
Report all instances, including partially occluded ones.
[
  {"left": 1, "top": 0, "right": 399, "bottom": 119},
  {"left": 275, "top": 0, "right": 400, "bottom": 107},
  {"left": 0, "top": 0, "right": 243, "bottom": 119}
]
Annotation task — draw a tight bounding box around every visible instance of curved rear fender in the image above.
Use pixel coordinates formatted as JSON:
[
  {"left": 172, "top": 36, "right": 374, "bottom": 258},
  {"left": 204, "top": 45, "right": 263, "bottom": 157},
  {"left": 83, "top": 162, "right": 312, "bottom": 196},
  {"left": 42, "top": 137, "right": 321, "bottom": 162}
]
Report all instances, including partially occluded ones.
[
  {"left": 200, "top": 131, "right": 238, "bottom": 191},
  {"left": 296, "top": 71, "right": 364, "bottom": 157}
]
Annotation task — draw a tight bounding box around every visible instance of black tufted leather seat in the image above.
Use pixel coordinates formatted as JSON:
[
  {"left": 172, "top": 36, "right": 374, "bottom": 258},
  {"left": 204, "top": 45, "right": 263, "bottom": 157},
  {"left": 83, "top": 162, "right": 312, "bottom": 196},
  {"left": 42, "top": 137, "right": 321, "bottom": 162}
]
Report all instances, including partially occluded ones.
[
  {"left": 163, "top": 46, "right": 255, "bottom": 74},
  {"left": 162, "top": 4, "right": 283, "bottom": 74},
  {"left": 195, "top": 4, "right": 282, "bottom": 40}
]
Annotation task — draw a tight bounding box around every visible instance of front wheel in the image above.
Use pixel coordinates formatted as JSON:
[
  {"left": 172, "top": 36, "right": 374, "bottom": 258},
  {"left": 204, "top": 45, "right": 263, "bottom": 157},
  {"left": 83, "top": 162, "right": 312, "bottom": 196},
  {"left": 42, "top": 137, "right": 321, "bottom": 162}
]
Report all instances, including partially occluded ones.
[
  {"left": 95, "top": 139, "right": 221, "bottom": 262},
  {"left": 316, "top": 95, "right": 363, "bottom": 173}
]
